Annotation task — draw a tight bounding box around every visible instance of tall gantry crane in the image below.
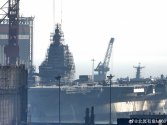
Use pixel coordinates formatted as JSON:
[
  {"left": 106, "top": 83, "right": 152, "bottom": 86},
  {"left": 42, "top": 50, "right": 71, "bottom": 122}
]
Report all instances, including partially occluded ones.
[
  {"left": 0, "top": 0, "right": 20, "bottom": 65},
  {"left": 94, "top": 38, "right": 114, "bottom": 82}
]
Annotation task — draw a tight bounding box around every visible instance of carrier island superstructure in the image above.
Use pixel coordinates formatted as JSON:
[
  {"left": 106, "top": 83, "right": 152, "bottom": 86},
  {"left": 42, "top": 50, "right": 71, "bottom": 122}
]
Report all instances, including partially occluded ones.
[{"left": 39, "top": 24, "right": 75, "bottom": 83}]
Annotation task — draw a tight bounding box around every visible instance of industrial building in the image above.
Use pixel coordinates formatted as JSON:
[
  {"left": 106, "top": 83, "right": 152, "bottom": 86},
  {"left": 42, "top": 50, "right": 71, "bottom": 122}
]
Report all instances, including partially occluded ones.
[
  {"left": 0, "top": 65, "right": 27, "bottom": 125},
  {"left": 0, "top": 17, "right": 34, "bottom": 69}
]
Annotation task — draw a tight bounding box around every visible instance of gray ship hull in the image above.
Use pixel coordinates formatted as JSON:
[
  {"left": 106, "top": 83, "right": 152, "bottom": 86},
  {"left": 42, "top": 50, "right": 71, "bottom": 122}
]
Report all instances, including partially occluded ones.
[{"left": 28, "top": 84, "right": 167, "bottom": 123}]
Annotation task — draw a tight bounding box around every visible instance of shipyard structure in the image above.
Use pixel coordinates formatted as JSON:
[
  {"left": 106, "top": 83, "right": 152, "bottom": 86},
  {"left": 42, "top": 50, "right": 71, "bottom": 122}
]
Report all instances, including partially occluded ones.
[
  {"left": 39, "top": 24, "right": 75, "bottom": 83},
  {"left": 0, "top": 1, "right": 28, "bottom": 124},
  {"left": 0, "top": 17, "right": 34, "bottom": 69},
  {"left": 0, "top": 65, "right": 27, "bottom": 124}
]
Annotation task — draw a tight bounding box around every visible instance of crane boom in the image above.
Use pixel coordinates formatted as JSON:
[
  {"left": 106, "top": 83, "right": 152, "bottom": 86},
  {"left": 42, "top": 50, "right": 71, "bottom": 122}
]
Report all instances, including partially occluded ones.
[
  {"left": 103, "top": 38, "right": 114, "bottom": 68},
  {"left": 94, "top": 38, "right": 114, "bottom": 82}
]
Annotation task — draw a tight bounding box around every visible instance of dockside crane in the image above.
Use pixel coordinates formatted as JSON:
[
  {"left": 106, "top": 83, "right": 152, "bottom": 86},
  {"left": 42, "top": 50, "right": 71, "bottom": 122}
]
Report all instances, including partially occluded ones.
[
  {"left": 94, "top": 38, "right": 114, "bottom": 82},
  {"left": 0, "top": 0, "right": 20, "bottom": 65}
]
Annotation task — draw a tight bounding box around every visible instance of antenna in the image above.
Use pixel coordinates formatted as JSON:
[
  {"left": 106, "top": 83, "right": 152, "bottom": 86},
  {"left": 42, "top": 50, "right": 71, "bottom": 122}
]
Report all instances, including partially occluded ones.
[
  {"left": 53, "top": 0, "right": 55, "bottom": 26},
  {"left": 53, "top": 0, "right": 63, "bottom": 26},
  {"left": 61, "top": 0, "right": 63, "bottom": 25}
]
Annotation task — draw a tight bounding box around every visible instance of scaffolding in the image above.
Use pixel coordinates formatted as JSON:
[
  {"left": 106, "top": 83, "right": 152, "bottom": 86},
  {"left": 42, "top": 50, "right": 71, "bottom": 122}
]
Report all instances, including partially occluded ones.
[{"left": 39, "top": 24, "right": 75, "bottom": 83}]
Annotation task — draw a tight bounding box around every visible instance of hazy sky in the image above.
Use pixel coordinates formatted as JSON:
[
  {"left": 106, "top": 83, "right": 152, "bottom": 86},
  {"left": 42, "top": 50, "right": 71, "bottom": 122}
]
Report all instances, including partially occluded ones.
[{"left": 2, "top": 0, "right": 167, "bottom": 79}]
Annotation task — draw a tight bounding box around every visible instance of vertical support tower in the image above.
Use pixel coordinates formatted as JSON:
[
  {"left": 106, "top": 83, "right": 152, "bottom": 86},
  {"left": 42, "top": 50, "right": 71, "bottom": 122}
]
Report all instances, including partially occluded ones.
[{"left": 4, "top": 0, "right": 20, "bottom": 65}]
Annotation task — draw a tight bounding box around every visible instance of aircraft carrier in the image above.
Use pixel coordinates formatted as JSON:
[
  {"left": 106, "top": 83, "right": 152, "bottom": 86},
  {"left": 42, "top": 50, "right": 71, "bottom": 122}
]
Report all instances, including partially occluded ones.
[
  {"left": 28, "top": 23, "right": 167, "bottom": 123},
  {"left": 1, "top": 0, "right": 167, "bottom": 124},
  {"left": 28, "top": 76, "right": 167, "bottom": 123}
]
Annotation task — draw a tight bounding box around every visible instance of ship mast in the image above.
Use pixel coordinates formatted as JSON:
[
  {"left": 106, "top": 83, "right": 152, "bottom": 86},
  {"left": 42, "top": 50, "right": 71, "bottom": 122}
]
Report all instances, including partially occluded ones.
[{"left": 133, "top": 63, "right": 145, "bottom": 79}]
